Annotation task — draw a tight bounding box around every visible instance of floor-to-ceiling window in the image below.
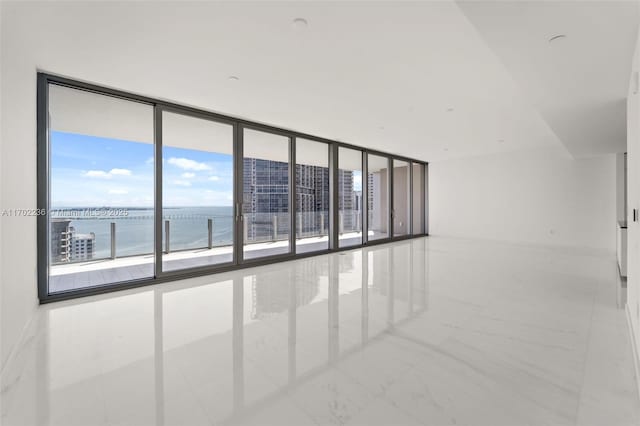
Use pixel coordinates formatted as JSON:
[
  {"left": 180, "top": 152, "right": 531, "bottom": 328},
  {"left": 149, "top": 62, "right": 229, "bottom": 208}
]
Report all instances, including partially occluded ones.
[
  {"left": 338, "top": 147, "right": 363, "bottom": 248},
  {"left": 295, "top": 138, "right": 330, "bottom": 254},
  {"left": 161, "top": 110, "right": 235, "bottom": 272},
  {"left": 367, "top": 154, "right": 390, "bottom": 241},
  {"left": 241, "top": 128, "right": 292, "bottom": 260},
  {"left": 424, "top": 164, "right": 429, "bottom": 234},
  {"left": 411, "top": 162, "right": 425, "bottom": 235},
  {"left": 47, "top": 84, "right": 155, "bottom": 293},
  {"left": 39, "top": 74, "right": 427, "bottom": 301},
  {"left": 392, "top": 159, "right": 411, "bottom": 237}
]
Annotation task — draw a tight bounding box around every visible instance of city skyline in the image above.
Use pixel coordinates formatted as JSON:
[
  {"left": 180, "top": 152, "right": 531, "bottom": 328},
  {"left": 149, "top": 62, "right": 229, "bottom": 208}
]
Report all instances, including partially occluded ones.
[
  {"left": 50, "top": 130, "right": 365, "bottom": 264},
  {"left": 51, "top": 130, "right": 362, "bottom": 209}
]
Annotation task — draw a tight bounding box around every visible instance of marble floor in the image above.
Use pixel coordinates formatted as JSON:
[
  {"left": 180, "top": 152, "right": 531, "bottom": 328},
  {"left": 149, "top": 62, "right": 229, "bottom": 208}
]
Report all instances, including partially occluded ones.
[{"left": 1, "top": 237, "right": 639, "bottom": 425}]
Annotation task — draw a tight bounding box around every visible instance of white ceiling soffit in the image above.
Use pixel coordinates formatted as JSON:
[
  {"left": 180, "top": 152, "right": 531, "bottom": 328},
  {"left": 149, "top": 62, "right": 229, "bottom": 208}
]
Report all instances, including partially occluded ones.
[
  {"left": 9, "top": 0, "right": 573, "bottom": 163},
  {"left": 368, "top": 154, "right": 390, "bottom": 173},
  {"left": 338, "top": 146, "right": 364, "bottom": 171},
  {"left": 244, "top": 128, "right": 289, "bottom": 162},
  {"left": 296, "top": 138, "right": 330, "bottom": 168},
  {"left": 49, "top": 84, "right": 154, "bottom": 144},
  {"left": 163, "top": 111, "right": 233, "bottom": 155},
  {"left": 456, "top": 0, "right": 639, "bottom": 158}
]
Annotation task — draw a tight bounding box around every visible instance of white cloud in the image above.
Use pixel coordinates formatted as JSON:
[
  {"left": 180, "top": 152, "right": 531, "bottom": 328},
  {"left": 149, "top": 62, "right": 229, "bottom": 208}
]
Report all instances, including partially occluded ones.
[
  {"left": 108, "top": 189, "right": 129, "bottom": 195},
  {"left": 353, "top": 174, "right": 362, "bottom": 191},
  {"left": 84, "top": 168, "right": 132, "bottom": 179},
  {"left": 168, "top": 157, "right": 211, "bottom": 171},
  {"left": 172, "top": 180, "right": 192, "bottom": 187},
  {"left": 110, "top": 168, "right": 132, "bottom": 176},
  {"left": 208, "top": 175, "right": 220, "bottom": 181},
  {"left": 145, "top": 157, "right": 154, "bottom": 165},
  {"left": 181, "top": 172, "right": 196, "bottom": 179},
  {"left": 84, "top": 170, "right": 111, "bottom": 179}
]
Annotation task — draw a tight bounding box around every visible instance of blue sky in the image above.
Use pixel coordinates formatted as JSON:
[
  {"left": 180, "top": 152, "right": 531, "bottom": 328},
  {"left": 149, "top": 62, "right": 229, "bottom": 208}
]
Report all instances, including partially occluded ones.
[
  {"left": 353, "top": 172, "right": 362, "bottom": 192},
  {"left": 51, "top": 131, "right": 233, "bottom": 207}
]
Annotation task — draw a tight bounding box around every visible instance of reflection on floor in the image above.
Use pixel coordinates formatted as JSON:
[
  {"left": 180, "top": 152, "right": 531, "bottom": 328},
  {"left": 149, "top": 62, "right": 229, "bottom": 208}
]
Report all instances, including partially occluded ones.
[{"left": 2, "top": 237, "right": 638, "bottom": 425}]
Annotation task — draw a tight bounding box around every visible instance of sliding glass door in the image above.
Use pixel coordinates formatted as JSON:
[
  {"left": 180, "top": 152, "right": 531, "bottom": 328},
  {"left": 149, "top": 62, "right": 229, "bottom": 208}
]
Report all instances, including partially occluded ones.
[
  {"left": 161, "top": 109, "right": 235, "bottom": 272},
  {"left": 338, "top": 147, "right": 363, "bottom": 248},
  {"left": 367, "top": 154, "right": 390, "bottom": 242},
  {"left": 392, "top": 159, "right": 411, "bottom": 237},
  {"left": 296, "top": 138, "right": 330, "bottom": 254},
  {"left": 39, "top": 74, "right": 428, "bottom": 302},
  {"left": 241, "top": 127, "right": 292, "bottom": 261},
  {"left": 47, "top": 84, "right": 155, "bottom": 293},
  {"left": 412, "top": 162, "right": 425, "bottom": 235}
]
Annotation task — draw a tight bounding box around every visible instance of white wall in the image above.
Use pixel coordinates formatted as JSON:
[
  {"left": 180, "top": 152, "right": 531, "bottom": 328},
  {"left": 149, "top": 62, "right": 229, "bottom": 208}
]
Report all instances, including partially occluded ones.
[
  {"left": 0, "top": 0, "right": 4, "bottom": 374},
  {"left": 625, "top": 26, "right": 640, "bottom": 389},
  {"left": 0, "top": 4, "right": 39, "bottom": 373},
  {"left": 429, "top": 147, "right": 616, "bottom": 252}
]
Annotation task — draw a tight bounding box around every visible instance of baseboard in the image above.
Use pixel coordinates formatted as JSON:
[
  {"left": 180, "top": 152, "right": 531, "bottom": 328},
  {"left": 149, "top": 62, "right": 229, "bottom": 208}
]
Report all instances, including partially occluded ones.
[
  {"left": 426, "top": 234, "right": 615, "bottom": 257},
  {"left": 625, "top": 303, "right": 640, "bottom": 401}
]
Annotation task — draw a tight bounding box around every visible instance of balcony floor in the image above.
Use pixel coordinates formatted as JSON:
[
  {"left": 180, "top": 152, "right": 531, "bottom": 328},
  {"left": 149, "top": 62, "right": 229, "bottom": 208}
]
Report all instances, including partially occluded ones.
[{"left": 49, "top": 232, "right": 371, "bottom": 293}]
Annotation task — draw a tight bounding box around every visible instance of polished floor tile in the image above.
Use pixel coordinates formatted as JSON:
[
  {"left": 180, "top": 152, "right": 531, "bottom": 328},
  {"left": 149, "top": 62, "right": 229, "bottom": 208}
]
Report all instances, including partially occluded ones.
[{"left": 1, "top": 237, "right": 638, "bottom": 425}]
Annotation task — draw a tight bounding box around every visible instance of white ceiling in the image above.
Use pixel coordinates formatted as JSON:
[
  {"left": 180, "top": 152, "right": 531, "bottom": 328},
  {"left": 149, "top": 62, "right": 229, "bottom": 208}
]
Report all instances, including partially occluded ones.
[
  {"left": 456, "top": 0, "right": 639, "bottom": 158},
  {"left": 5, "top": 0, "right": 638, "bottom": 161}
]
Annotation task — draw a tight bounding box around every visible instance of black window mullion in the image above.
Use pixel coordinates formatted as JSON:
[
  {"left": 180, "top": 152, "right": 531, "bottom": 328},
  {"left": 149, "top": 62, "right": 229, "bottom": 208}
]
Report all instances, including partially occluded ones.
[
  {"left": 154, "top": 106, "right": 163, "bottom": 277},
  {"left": 290, "top": 136, "right": 296, "bottom": 255}
]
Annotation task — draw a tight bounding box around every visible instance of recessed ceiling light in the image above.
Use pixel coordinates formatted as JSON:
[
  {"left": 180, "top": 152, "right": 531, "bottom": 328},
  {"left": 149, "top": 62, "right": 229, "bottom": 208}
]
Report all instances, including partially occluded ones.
[
  {"left": 443, "top": 148, "right": 449, "bottom": 152},
  {"left": 228, "top": 76, "right": 239, "bottom": 81},
  {"left": 498, "top": 139, "right": 504, "bottom": 143},
  {"left": 378, "top": 126, "right": 385, "bottom": 130},
  {"left": 446, "top": 107, "right": 454, "bottom": 112},
  {"left": 292, "top": 18, "right": 308, "bottom": 30},
  {"left": 548, "top": 34, "right": 567, "bottom": 44}
]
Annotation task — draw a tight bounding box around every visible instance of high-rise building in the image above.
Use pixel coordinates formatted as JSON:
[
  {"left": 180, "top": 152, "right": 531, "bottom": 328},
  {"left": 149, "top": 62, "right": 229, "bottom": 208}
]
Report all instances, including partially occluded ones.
[
  {"left": 367, "top": 173, "right": 375, "bottom": 211},
  {"left": 50, "top": 220, "right": 96, "bottom": 262},
  {"left": 296, "top": 164, "right": 330, "bottom": 235},
  {"left": 70, "top": 230, "right": 95, "bottom": 261},
  {"left": 338, "top": 170, "right": 358, "bottom": 232},
  {"left": 243, "top": 158, "right": 290, "bottom": 241},
  {"left": 243, "top": 158, "right": 349, "bottom": 240},
  {"left": 50, "top": 219, "right": 72, "bottom": 263}
]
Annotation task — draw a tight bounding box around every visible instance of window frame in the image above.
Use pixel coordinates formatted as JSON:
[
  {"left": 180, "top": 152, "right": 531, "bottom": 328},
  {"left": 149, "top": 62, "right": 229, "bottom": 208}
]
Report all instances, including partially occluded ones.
[
  {"left": 37, "top": 72, "right": 428, "bottom": 303},
  {"left": 156, "top": 105, "right": 238, "bottom": 278},
  {"left": 293, "top": 136, "right": 332, "bottom": 255},
  {"left": 364, "top": 153, "right": 393, "bottom": 245},
  {"left": 391, "top": 158, "right": 413, "bottom": 239}
]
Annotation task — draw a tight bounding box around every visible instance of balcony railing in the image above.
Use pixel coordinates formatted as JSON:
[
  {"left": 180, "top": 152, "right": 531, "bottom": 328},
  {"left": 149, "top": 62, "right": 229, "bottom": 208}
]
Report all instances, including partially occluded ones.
[{"left": 51, "top": 209, "right": 363, "bottom": 266}]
